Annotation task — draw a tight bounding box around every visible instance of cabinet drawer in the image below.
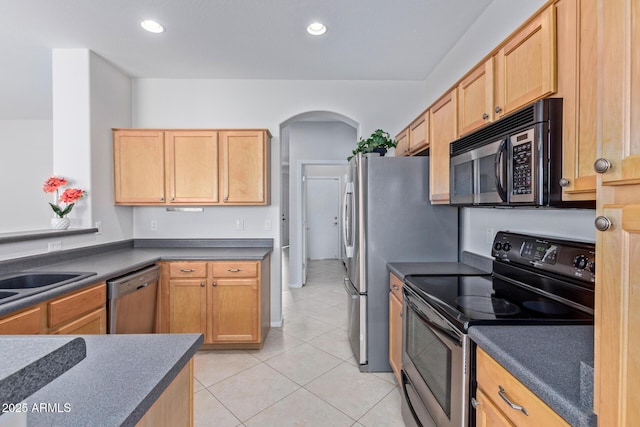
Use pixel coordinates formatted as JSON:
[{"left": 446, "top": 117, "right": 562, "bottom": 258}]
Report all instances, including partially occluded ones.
[
  {"left": 169, "top": 262, "right": 208, "bottom": 278},
  {"left": 51, "top": 307, "right": 106, "bottom": 335},
  {"left": 48, "top": 283, "right": 106, "bottom": 329},
  {"left": 476, "top": 348, "right": 570, "bottom": 426},
  {"left": 211, "top": 261, "right": 259, "bottom": 278},
  {"left": 389, "top": 273, "right": 403, "bottom": 301}
]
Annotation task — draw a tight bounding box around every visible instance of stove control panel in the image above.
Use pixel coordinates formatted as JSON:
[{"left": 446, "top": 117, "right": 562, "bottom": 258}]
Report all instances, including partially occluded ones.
[{"left": 492, "top": 231, "right": 595, "bottom": 284}]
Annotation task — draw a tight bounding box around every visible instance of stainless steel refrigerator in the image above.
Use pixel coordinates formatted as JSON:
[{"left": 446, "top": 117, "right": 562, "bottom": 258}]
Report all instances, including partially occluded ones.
[{"left": 343, "top": 153, "right": 459, "bottom": 372}]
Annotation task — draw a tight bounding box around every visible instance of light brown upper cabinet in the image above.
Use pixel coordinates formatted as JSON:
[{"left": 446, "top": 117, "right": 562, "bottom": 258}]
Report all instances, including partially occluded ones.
[
  {"left": 220, "top": 130, "right": 270, "bottom": 205},
  {"left": 493, "top": 5, "right": 557, "bottom": 119},
  {"left": 554, "top": 0, "right": 597, "bottom": 201},
  {"left": 113, "top": 129, "right": 271, "bottom": 206},
  {"left": 458, "top": 59, "right": 494, "bottom": 136},
  {"left": 395, "top": 127, "right": 410, "bottom": 157},
  {"left": 429, "top": 89, "right": 458, "bottom": 204},
  {"left": 409, "top": 111, "right": 430, "bottom": 154}
]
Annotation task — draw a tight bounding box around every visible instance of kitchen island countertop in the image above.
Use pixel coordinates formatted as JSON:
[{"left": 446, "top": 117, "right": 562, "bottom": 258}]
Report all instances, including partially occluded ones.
[
  {"left": 469, "top": 325, "right": 596, "bottom": 427},
  {"left": 3, "top": 333, "right": 203, "bottom": 426}
]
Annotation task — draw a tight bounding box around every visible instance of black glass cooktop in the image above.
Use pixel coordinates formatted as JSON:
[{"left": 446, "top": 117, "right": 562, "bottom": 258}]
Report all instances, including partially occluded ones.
[{"left": 404, "top": 274, "right": 594, "bottom": 331}]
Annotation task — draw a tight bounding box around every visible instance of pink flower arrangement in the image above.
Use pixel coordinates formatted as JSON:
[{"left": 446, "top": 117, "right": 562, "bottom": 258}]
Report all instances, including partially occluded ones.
[{"left": 42, "top": 176, "right": 86, "bottom": 218}]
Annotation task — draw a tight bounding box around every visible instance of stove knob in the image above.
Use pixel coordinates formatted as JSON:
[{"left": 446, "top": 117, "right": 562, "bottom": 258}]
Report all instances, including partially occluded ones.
[
  {"left": 502, "top": 242, "right": 511, "bottom": 252},
  {"left": 493, "top": 242, "right": 502, "bottom": 251},
  {"left": 574, "top": 255, "right": 589, "bottom": 269}
]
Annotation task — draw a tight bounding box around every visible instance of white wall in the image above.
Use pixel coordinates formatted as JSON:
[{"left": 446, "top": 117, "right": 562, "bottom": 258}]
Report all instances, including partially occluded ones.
[
  {"left": 0, "top": 49, "right": 133, "bottom": 260},
  {"left": 0, "top": 120, "right": 53, "bottom": 232},
  {"left": 132, "top": 79, "right": 424, "bottom": 323},
  {"left": 421, "top": 0, "right": 596, "bottom": 254}
]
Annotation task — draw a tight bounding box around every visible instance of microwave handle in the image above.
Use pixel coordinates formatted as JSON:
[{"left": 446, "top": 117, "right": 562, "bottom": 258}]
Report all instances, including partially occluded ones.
[{"left": 495, "top": 138, "right": 508, "bottom": 202}]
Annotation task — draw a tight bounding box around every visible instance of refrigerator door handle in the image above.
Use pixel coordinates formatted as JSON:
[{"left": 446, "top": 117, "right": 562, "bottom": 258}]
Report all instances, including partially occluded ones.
[{"left": 343, "top": 182, "right": 354, "bottom": 258}]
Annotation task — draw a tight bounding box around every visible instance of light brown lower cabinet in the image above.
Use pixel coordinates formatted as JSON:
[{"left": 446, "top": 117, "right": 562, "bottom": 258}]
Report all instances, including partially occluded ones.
[
  {"left": 0, "top": 282, "right": 107, "bottom": 335},
  {"left": 163, "top": 259, "right": 270, "bottom": 349},
  {"left": 475, "top": 348, "right": 569, "bottom": 427},
  {"left": 389, "top": 273, "right": 403, "bottom": 385},
  {"left": 136, "top": 359, "right": 193, "bottom": 427}
]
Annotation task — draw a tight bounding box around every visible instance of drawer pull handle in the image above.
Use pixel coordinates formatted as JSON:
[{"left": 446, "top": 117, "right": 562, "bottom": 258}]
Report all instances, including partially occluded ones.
[
  {"left": 498, "top": 386, "right": 529, "bottom": 416},
  {"left": 392, "top": 284, "right": 399, "bottom": 290},
  {"left": 228, "top": 268, "right": 242, "bottom": 272},
  {"left": 180, "top": 269, "right": 195, "bottom": 273}
]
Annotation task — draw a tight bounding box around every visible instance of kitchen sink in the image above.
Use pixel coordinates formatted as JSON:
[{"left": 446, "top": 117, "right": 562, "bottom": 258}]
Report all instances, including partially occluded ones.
[
  {"left": 0, "top": 272, "right": 97, "bottom": 305},
  {"left": 0, "top": 273, "right": 87, "bottom": 290}
]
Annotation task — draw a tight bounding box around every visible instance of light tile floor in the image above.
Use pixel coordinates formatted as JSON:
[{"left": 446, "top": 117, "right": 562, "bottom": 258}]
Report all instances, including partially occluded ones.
[{"left": 193, "top": 259, "right": 407, "bottom": 426}]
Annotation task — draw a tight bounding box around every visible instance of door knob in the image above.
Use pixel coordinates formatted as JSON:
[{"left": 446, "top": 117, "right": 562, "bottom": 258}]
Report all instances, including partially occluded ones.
[
  {"left": 595, "top": 216, "right": 612, "bottom": 231},
  {"left": 594, "top": 158, "right": 612, "bottom": 174}
]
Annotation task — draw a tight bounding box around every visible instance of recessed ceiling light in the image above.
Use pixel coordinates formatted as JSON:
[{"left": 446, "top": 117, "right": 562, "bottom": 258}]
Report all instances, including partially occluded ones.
[
  {"left": 307, "top": 22, "right": 327, "bottom": 36},
  {"left": 140, "top": 20, "right": 165, "bottom": 34}
]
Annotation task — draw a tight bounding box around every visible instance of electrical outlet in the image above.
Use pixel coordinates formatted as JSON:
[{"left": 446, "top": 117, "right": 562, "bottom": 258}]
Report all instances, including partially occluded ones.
[
  {"left": 48, "top": 241, "right": 62, "bottom": 252},
  {"left": 236, "top": 219, "right": 244, "bottom": 231},
  {"left": 150, "top": 220, "right": 158, "bottom": 231},
  {"left": 95, "top": 221, "right": 102, "bottom": 235},
  {"left": 486, "top": 228, "right": 494, "bottom": 244},
  {"left": 264, "top": 219, "right": 272, "bottom": 231}
]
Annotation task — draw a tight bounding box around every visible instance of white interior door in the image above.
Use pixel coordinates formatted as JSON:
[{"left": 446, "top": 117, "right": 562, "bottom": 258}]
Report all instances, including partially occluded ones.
[{"left": 306, "top": 177, "right": 341, "bottom": 260}]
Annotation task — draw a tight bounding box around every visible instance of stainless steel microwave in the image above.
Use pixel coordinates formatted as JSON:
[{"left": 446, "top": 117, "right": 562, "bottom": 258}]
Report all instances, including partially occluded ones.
[{"left": 449, "top": 98, "right": 593, "bottom": 208}]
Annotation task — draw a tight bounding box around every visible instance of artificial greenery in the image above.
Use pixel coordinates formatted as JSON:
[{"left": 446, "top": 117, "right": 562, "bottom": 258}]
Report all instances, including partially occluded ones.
[{"left": 347, "top": 129, "right": 398, "bottom": 161}]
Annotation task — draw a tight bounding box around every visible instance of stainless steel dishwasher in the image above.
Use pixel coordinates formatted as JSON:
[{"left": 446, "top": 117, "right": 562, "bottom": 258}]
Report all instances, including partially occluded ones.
[{"left": 107, "top": 265, "right": 160, "bottom": 334}]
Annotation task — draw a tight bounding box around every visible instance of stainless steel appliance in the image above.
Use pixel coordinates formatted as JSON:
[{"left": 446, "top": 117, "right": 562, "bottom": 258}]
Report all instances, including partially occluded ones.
[
  {"left": 401, "top": 231, "right": 595, "bottom": 426},
  {"left": 449, "top": 98, "right": 593, "bottom": 208},
  {"left": 342, "top": 153, "right": 459, "bottom": 372},
  {"left": 107, "top": 264, "right": 160, "bottom": 334}
]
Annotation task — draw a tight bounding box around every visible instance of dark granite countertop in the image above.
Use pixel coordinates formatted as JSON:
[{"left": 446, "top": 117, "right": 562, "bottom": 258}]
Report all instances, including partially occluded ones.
[
  {"left": 8, "top": 333, "right": 203, "bottom": 426},
  {"left": 0, "top": 241, "right": 272, "bottom": 317},
  {"left": 469, "top": 325, "right": 596, "bottom": 427}
]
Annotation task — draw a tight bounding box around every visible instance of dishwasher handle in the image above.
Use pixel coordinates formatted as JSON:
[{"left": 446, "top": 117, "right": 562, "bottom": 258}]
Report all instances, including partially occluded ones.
[{"left": 107, "top": 265, "right": 160, "bottom": 299}]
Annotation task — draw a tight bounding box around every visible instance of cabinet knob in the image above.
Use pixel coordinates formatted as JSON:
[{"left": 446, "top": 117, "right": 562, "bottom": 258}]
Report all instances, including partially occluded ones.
[
  {"left": 559, "top": 178, "right": 570, "bottom": 187},
  {"left": 224, "top": 196, "right": 229, "bottom": 202},
  {"left": 159, "top": 197, "right": 165, "bottom": 202},
  {"left": 200, "top": 282, "right": 205, "bottom": 287},
  {"left": 212, "top": 281, "right": 217, "bottom": 287},
  {"left": 482, "top": 113, "right": 489, "bottom": 120},
  {"left": 595, "top": 216, "right": 612, "bottom": 232},
  {"left": 471, "top": 397, "right": 480, "bottom": 409},
  {"left": 495, "top": 106, "right": 502, "bottom": 114},
  {"left": 594, "top": 158, "right": 612, "bottom": 174},
  {"left": 170, "top": 197, "right": 175, "bottom": 201}
]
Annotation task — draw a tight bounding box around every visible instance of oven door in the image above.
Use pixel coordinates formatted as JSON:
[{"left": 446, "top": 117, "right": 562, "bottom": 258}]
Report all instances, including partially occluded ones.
[{"left": 402, "top": 286, "right": 470, "bottom": 427}]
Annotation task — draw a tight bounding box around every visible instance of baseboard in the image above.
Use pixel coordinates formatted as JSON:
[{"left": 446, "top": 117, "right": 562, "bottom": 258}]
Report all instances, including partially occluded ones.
[{"left": 270, "top": 319, "right": 283, "bottom": 327}]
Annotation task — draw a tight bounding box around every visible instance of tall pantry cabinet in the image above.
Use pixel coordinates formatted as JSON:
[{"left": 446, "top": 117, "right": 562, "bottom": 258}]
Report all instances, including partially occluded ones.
[{"left": 594, "top": 0, "right": 640, "bottom": 424}]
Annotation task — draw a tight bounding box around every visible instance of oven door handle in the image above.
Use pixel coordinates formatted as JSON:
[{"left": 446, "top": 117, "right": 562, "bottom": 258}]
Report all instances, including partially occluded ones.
[
  {"left": 495, "top": 137, "right": 508, "bottom": 202},
  {"left": 406, "top": 297, "right": 462, "bottom": 347}
]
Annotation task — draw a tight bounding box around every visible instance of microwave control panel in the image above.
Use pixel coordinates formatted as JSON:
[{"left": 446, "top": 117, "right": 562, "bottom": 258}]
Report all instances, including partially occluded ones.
[
  {"left": 492, "top": 231, "right": 595, "bottom": 284},
  {"left": 510, "top": 129, "right": 535, "bottom": 201}
]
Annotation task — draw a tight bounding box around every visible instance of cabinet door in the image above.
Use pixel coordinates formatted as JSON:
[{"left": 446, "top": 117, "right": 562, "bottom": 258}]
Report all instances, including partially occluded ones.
[
  {"left": 555, "top": 0, "right": 597, "bottom": 200},
  {"left": 395, "top": 128, "right": 409, "bottom": 157},
  {"left": 113, "top": 130, "right": 166, "bottom": 204},
  {"left": 169, "top": 279, "right": 207, "bottom": 335},
  {"left": 0, "top": 306, "right": 44, "bottom": 334},
  {"left": 598, "top": 0, "right": 640, "bottom": 185},
  {"left": 595, "top": 206, "right": 640, "bottom": 425},
  {"left": 494, "top": 5, "right": 556, "bottom": 118},
  {"left": 475, "top": 389, "right": 514, "bottom": 427},
  {"left": 429, "top": 89, "right": 458, "bottom": 204},
  {"left": 458, "top": 59, "right": 493, "bottom": 136},
  {"left": 165, "top": 130, "right": 219, "bottom": 204},
  {"left": 409, "top": 111, "right": 429, "bottom": 154},
  {"left": 208, "top": 278, "right": 259, "bottom": 343},
  {"left": 51, "top": 307, "right": 106, "bottom": 335},
  {"left": 389, "top": 291, "right": 402, "bottom": 385},
  {"left": 220, "top": 130, "right": 269, "bottom": 205}
]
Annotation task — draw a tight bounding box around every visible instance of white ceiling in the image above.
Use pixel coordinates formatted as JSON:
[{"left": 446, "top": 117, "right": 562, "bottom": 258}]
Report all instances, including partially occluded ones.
[{"left": 0, "top": 0, "right": 493, "bottom": 120}]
